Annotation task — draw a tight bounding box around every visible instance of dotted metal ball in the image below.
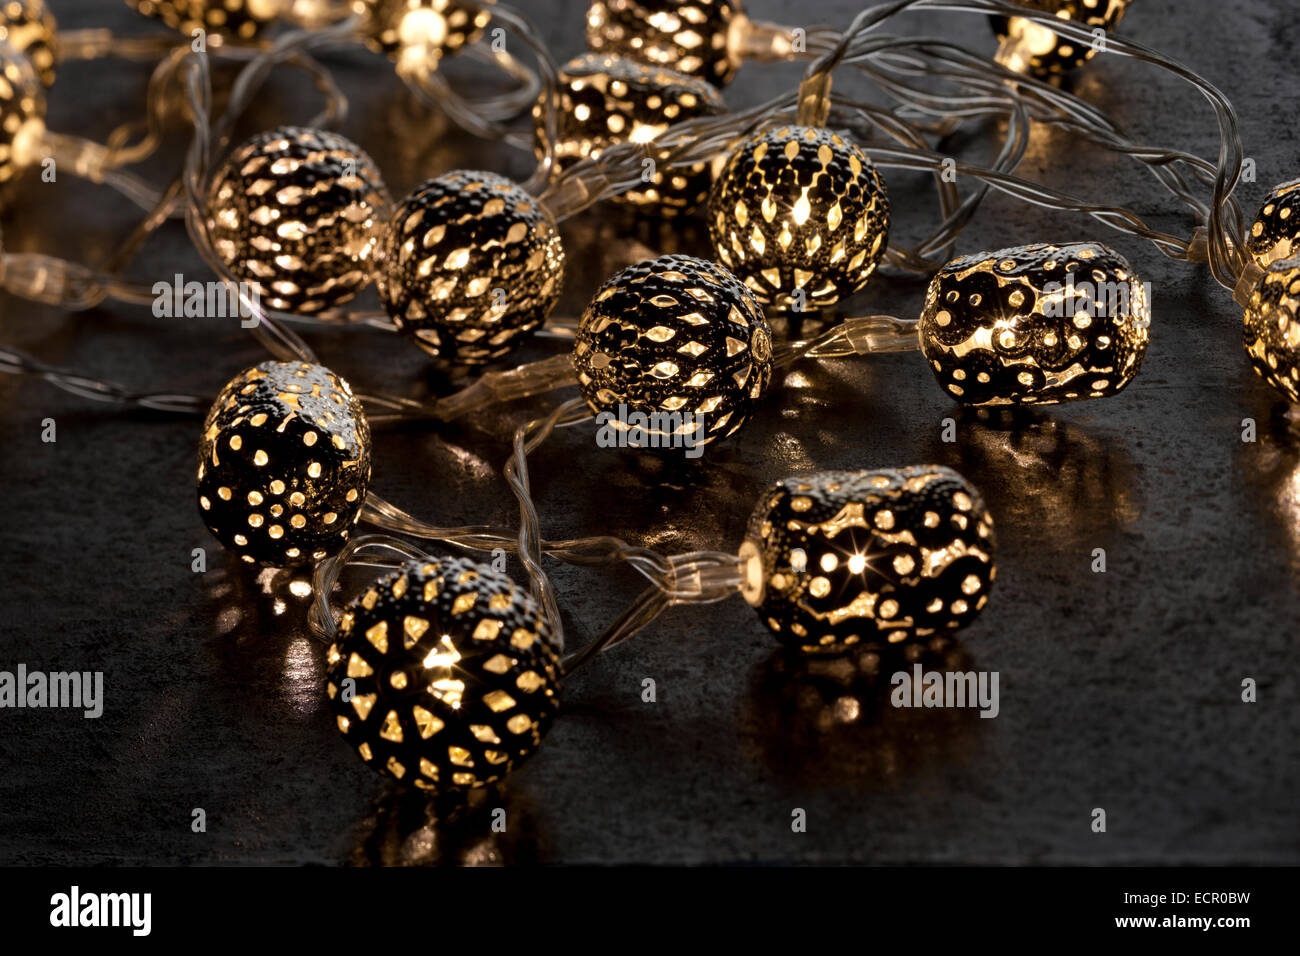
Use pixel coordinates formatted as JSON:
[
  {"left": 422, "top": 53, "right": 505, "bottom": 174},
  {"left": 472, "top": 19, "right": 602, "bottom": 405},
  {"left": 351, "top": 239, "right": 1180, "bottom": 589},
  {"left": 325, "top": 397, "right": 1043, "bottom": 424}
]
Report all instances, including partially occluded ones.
[
  {"left": 991, "top": 0, "right": 1129, "bottom": 77},
  {"left": 126, "top": 0, "right": 280, "bottom": 41},
  {"left": 919, "top": 241, "right": 1149, "bottom": 406},
  {"left": 0, "top": 39, "right": 41, "bottom": 190},
  {"left": 709, "top": 125, "right": 890, "bottom": 309},
  {"left": 1243, "top": 258, "right": 1300, "bottom": 404},
  {"left": 205, "top": 126, "right": 391, "bottom": 315},
  {"left": 356, "top": 0, "right": 493, "bottom": 69},
  {"left": 586, "top": 0, "right": 742, "bottom": 86},
  {"left": 574, "top": 254, "right": 772, "bottom": 447},
  {"left": 325, "top": 556, "right": 561, "bottom": 791},
  {"left": 198, "top": 361, "right": 372, "bottom": 567},
  {"left": 538, "top": 52, "right": 726, "bottom": 217},
  {"left": 377, "top": 170, "right": 565, "bottom": 365},
  {"left": 0, "top": 0, "right": 56, "bottom": 87},
  {"left": 1247, "top": 178, "right": 1300, "bottom": 268},
  {"left": 740, "top": 466, "right": 996, "bottom": 654}
]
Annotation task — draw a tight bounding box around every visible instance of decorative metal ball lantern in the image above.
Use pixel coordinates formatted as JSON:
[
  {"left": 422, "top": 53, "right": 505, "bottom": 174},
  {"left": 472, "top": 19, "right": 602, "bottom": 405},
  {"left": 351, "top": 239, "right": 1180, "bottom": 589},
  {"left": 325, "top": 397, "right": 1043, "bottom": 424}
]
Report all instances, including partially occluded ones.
[
  {"left": 377, "top": 169, "right": 566, "bottom": 365},
  {"left": 1243, "top": 258, "right": 1300, "bottom": 404},
  {"left": 0, "top": 38, "right": 42, "bottom": 188},
  {"left": 991, "top": 0, "right": 1131, "bottom": 78},
  {"left": 0, "top": 0, "right": 56, "bottom": 87},
  {"left": 709, "top": 125, "right": 890, "bottom": 309},
  {"left": 325, "top": 556, "right": 562, "bottom": 791},
  {"left": 573, "top": 253, "right": 773, "bottom": 447},
  {"left": 919, "top": 241, "right": 1150, "bottom": 406},
  {"left": 205, "top": 126, "right": 392, "bottom": 315},
  {"left": 125, "top": 0, "right": 282, "bottom": 41},
  {"left": 355, "top": 0, "right": 494, "bottom": 72},
  {"left": 539, "top": 52, "right": 726, "bottom": 217},
  {"left": 586, "top": 0, "right": 744, "bottom": 86},
  {"left": 1247, "top": 178, "right": 1300, "bottom": 269},
  {"left": 739, "top": 466, "right": 996, "bottom": 654},
  {"left": 198, "top": 361, "right": 372, "bottom": 567}
]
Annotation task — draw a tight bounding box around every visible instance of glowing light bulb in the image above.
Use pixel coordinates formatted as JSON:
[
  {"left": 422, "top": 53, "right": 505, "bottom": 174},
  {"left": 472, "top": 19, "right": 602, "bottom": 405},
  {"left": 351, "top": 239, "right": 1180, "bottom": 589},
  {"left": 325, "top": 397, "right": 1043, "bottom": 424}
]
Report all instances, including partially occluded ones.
[
  {"left": 355, "top": 0, "right": 493, "bottom": 70},
  {"left": 709, "top": 125, "right": 890, "bottom": 309},
  {"left": 586, "top": 0, "right": 744, "bottom": 86},
  {"left": 739, "top": 466, "right": 996, "bottom": 654},
  {"left": 205, "top": 126, "right": 392, "bottom": 314},
  {"left": 325, "top": 557, "right": 561, "bottom": 791},
  {"left": 377, "top": 170, "right": 566, "bottom": 364},
  {"left": 919, "top": 241, "right": 1150, "bottom": 405},
  {"left": 991, "top": 0, "right": 1131, "bottom": 78},
  {"left": 573, "top": 254, "right": 773, "bottom": 448},
  {"left": 1242, "top": 258, "right": 1300, "bottom": 404},
  {"left": 197, "top": 361, "right": 372, "bottom": 567},
  {"left": 540, "top": 52, "right": 726, "bottom": 217}
]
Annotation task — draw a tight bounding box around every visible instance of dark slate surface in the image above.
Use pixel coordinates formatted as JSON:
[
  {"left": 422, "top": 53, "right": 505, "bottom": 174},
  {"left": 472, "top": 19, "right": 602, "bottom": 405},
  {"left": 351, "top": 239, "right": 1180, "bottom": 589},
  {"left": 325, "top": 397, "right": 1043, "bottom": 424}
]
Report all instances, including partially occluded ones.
[{"left": 0, "top": 0, "right": 1296, "bottom": 865}]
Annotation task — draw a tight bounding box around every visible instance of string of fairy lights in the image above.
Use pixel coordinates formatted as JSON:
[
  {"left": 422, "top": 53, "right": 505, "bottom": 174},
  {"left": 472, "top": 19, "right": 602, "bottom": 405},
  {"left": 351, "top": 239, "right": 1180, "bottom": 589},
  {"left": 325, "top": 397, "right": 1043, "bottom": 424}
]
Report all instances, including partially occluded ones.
[{"left": 1, "top": 0, "right": 1297, "bottom": 795}]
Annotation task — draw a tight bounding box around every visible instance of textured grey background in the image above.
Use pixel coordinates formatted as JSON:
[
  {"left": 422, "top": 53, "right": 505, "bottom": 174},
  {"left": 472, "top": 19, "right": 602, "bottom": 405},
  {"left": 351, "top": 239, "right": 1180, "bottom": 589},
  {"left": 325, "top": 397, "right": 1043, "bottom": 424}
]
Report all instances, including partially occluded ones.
[{"left": 0, "top": 0, "right": 1296, "bottom": 865}]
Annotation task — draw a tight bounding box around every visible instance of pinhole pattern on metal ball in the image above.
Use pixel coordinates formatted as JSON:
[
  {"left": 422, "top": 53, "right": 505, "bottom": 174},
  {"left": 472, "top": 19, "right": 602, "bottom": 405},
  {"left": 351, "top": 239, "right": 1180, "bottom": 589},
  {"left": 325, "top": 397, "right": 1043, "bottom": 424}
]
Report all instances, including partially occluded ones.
[
  {"left": 740, "top": 466, "right": 996, "bottom": 655},
  {"left": 586, "top": 0, "right": 743, "bottom": 86},
  {"left": 357, "top": 0, "right": 494, "bottom": 65},
  {"left": 709, "top": 125, "right": 890, "bottom": 309},
  {"left": 126, "top": 0, "right": 280, "bottom": 40},
  {"left": 1243, "top": 258, "right": 1300, "bottom": 405},
  {"left": 539, "top": 52, "right": 726, "bottom": 216},
  {"left": 1247, "top": 178, "right": 1300, "bottom": 268},
  {"left": 574, "top": 254, "right": 772, "bottom": 448},
  {"left": 197, "top": 361, "right": 371, "bottom": 567},
  {"left": 326, "top": 557, "right": 562, "bottom": 791},
  {"left": 377, "top": 169, "right": 566, "bottom": 365},
  {"left": 919, "top": 241, "right": 1149, "bottom": 406},
  {"left": 0, "top": 0, "right": 56, "bottom": 87},
  {"left": 0, "top": 39, "right": 43, "bottom": 188},
  {"left": 205, "top": 126, "right": 392, "bottom": 315}
]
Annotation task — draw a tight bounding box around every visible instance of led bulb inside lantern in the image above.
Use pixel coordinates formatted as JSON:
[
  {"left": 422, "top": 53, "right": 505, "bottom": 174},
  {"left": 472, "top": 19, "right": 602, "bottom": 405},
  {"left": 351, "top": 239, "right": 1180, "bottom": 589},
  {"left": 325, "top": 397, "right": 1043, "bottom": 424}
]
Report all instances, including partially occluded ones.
[
  {"left": 991, "top": 0, "right": 1131, "bottom": 78},
  {"left": 919, "top": 241, "right": 1150, "bottom": 406},
  {"left": 325, "top": 557, "right": 561, "bottom": 790},
  {"left": 709, "top": 125, "right": 890, "bottom": 309},
  {"left": 1243, "top": 258, "right": 1300, "bottom": 404},
  {"left": 574, "top": 254, "right": 773, "bottom": 448},
  {"left": 377, "top": 170, "right": 565, "bottom": 364},
  {"left": 740, "top": 466, "right": 996, "bottom": 654},
  {"left": 1247, "top": 178, "right": 1300, "bottom": 268},
  {"left": 125, "top": 0, "right": 282, "bottom": 41},
  {"left": 198, "top": 361, "right": 372, "bottom": 567},
  {"left": 0, "top": 39, "right": 45, "bottom": 188},
  {"left": 355, "top": 0, "right": 494, "bottom": 73},
  {"left": 205, "top": 126, "right": 391, "bottom": 315},
  {"left": 586, "top": 0, "right": 745, "bottom": 86},
  {"left": 540, "top": 52, "right": 726, "bottom": 217},
  {"left": 0, "top": 0, "right": 56, "bottom": 87}
]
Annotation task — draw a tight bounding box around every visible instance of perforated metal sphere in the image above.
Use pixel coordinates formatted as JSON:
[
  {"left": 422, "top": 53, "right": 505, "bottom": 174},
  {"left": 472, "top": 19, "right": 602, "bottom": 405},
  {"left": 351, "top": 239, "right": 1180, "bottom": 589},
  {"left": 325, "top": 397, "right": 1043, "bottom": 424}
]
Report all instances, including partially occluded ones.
[
  {"left": 205, "top": 126, "right": 391, "bottom": 315},
  {"left": 1248, "top": 178, "right": 1300, "bottom": 268},
  {"left": 709, "top": 125, "right": 890, "bottom": 309},
  {"left": 0, "top": 39, "right": 41, "bottom": 190},
  {"left": 587, "top": 0, "right": 743, "bottom": 86},
  {"left": 326, "top": 556, "right": 562, "bottom": 791},
  {"left": 356, "top": 0, "right": 493, "bottom": 69},
  {"left": 740, "top": 466, "right": 996, "bottom": 654},
  {"left": 377, "top": 170, "right": 565, "bottom": 364},
  {"left": 126, "top": 0, "right": 281, "bottom": 41},
  {"left": 1243, "top": 258, "right": 1300, "bottom": 404},
  {"left": 0, "top": 0, "right": 56, "bottom": 87},
  {"left": 991, "top": 0, "right": 1130, "bottom": 77},
  {"left": 198, "top": 361, "right": 371, "bottom": 567},
  {"left": 574, "top": 254, "right": 772, "bottom": 447},
  {"left": 538, "top": 52, "right": 726, "bottom": 217},
  {"left": 919, "top": 241, "right": 1149, "bottom": 406}
]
